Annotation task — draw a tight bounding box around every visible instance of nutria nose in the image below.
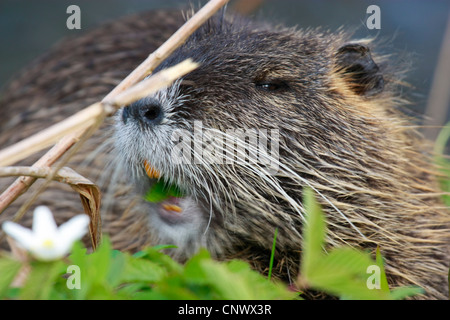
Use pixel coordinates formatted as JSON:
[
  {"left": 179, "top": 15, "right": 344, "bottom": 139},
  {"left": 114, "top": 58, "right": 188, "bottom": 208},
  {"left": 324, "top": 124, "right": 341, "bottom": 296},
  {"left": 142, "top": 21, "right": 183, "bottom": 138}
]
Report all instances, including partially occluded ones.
[{"left": 122, "top": 98, "right": 164, "bottom": 126}]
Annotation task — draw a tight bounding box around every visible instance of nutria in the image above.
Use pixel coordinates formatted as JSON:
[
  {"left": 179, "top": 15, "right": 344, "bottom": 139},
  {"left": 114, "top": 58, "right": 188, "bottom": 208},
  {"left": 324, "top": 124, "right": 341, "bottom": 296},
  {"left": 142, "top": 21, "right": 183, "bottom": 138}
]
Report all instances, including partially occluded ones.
[{"left": 0, "top": 9, "right": 449, "bottom": 299}]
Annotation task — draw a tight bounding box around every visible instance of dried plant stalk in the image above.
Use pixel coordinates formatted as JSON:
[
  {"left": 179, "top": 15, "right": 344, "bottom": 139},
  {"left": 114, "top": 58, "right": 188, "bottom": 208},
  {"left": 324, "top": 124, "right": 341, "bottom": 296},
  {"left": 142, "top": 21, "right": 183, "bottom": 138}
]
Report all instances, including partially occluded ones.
[
  {"left": 0, "top": 0, "right": 229, "bottom": 168},
  {"left": 103, "top": 0, "right": 229, "bottom": 102},
  {"left": 0, "top": 59, "right": 199, "bottom": 168},
  {"left": 106, "top": 59, "right": 199, "bottom": 107},
  {"left": 0, "top": 0, "right": 229, "bottom": 248},
  {"left": 0, "top": 134, "right": 81, "bottom": 214},
  {"left": 0, "top": 103, "right": 104, "bottom": 168},
  {"left": 0, "top": 166, "right": 101, "bottom": 248},
  {"left": 0, "top": 166, "right": 88, "bottom": 182}
]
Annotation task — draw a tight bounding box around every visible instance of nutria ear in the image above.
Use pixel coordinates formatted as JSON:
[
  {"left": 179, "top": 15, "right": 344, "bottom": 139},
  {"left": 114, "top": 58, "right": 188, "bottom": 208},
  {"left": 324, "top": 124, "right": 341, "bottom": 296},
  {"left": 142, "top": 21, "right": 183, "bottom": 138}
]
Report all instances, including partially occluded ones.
[{"left": 335, "top": 43, "right": 384, "bottom": 96}]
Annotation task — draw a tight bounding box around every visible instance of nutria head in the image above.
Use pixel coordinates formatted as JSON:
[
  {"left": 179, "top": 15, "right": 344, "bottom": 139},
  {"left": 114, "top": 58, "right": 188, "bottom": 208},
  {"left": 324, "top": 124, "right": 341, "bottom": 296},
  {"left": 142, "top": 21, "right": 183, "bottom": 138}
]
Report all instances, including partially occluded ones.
[{"left": 113, "top": 14, "right": 449, "bottom": 299}]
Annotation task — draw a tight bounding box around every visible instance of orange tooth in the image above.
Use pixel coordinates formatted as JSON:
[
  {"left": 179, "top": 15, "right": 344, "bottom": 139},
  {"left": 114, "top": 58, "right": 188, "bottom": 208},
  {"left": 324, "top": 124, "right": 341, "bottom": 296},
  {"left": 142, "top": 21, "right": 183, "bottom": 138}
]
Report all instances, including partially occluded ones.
[
  {"left": 144, "top": 160, "right": 160, "bottom": 179},
  {"left": 162, "top": 204, "right": 183, "bottom": 213}
]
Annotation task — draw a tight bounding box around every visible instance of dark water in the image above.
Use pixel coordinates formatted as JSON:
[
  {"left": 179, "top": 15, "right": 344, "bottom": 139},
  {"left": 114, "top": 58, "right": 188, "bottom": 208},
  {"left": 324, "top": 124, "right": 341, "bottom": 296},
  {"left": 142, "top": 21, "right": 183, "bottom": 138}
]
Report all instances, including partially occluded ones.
[{"left": 0, "top": 0, "right": 449, "bottom": 118}]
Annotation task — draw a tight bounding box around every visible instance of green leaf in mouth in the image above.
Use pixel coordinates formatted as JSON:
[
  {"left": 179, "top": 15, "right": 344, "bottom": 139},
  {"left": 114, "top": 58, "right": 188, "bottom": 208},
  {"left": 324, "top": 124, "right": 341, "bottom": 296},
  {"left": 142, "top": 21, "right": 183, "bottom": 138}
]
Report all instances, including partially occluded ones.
[{"left": 143, "top": 179, "right": 185, "bottom": 203}]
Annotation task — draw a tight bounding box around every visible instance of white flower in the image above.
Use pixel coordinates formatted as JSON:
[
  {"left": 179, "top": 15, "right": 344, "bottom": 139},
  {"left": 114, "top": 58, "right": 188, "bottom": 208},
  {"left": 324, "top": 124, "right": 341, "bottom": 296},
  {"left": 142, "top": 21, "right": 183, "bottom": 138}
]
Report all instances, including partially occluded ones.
[{"left": 2, "top": 206, "right": 90, "bottom": 261}]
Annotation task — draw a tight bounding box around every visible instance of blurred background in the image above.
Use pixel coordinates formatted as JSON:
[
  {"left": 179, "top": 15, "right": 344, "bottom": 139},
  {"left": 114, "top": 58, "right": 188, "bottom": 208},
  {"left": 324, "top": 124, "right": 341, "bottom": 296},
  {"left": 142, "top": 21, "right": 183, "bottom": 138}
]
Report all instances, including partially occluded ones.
[{"left": 0, "top": 0, "right": 449, "bottom": 139}]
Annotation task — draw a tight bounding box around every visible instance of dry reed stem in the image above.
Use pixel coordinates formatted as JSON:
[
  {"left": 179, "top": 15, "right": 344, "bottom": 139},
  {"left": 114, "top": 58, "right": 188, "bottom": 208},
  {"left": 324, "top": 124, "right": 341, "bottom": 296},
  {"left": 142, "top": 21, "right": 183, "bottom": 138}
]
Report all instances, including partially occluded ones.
[
  {"left": 0, "top": 165, "right": 102, "bottom": 249},
  {"left": 0, "top": 119, "right": 105, "bottom": 248},
  {"left": 0, "top": 0, "right": 228, "bottom": 213},
  {"left": 0, "top": 0, "right": 229, "bottom": 244},
  {"left": 0, "top": 0, "right": 228, "bottom": 168},
  {"left": 0, "top": 59, "right": 198, "bottom": 217},
  {"left": 103, "top": 0, "right": 229, "bottom": 102},
  {"left": 0, "top": 134, "right": 82, "bottom": 214},
  {"left": 0, "top": 59, "right": 199, "bottom": 168},
  {"left": 0, "top": 103, "right": 104, "bottom": 168},
  {"left": 106, "top": 59, "right": 199, "bottom": 107},
  {"left": 0, "top": 166, "right": 79, "bottom": 180}
]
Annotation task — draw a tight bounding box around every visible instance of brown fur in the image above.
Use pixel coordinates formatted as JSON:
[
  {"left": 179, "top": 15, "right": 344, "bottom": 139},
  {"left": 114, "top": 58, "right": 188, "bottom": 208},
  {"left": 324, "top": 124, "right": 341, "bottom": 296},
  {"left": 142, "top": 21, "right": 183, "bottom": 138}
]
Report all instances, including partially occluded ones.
[{"left": 0, "top": 9, "right": 449, "bottom": 299}]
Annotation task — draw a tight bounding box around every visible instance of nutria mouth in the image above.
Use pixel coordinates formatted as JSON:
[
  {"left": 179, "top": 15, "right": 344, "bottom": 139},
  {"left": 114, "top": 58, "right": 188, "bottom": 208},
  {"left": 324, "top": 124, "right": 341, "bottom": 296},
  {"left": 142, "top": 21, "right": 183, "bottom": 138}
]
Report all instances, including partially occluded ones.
[
  {"left": 142, "top": 162, "right": 197, "bottom": 226},
  {"left": 116, "top": 91, "right": 211, "bottom": 233}
]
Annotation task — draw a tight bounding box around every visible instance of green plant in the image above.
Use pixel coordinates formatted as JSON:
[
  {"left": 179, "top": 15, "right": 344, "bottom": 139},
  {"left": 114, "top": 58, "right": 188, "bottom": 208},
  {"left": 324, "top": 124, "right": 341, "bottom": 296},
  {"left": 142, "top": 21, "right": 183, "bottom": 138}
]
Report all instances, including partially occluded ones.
[
  {"left": 297, "top": 187, "right": 423, "bottom": 300},
  {"left": 434, "top": 122, "right": 450, "bottom": 296},
  {"left": 0, "top": 239, "right": 295, "bottom": 300},
  {"left": 0, "top": 188, "right": 425, "bottom": 300}
]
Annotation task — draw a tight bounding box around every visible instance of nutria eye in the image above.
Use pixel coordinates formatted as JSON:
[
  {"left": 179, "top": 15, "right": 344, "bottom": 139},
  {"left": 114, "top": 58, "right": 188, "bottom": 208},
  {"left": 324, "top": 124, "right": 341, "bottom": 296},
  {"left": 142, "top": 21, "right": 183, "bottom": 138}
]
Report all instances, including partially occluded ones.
[{"left": 255, "top": 80, "right": 289, "bottom": 92}]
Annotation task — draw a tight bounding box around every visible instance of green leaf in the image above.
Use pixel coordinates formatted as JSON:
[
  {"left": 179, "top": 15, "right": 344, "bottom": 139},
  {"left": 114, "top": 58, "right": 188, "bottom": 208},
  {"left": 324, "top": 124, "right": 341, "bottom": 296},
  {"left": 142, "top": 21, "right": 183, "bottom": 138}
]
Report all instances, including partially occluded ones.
[
  {"left": 306, "top": 247, "right": 389, "bottom": 300},
  {"left": 390, "top": 286, "right": 424, "bottom": 300},
  {"left": 375, "top": 246, "right": 390, "bottom": 293},
  {"left": 301, "top": 187, "right": 326, "bottom": 277},
  {"left": 0, "top": 256, "right": 22, "bottom": 297},
  {"left": 182, "top": 249, "right": 295, "bottom": 300},
  {"left": 67, "top": 237, "right": 118, "bottom": 299},
  {"left": 90, "top": 237, "right": 113, "bottom": 279},
  {"left": 202, "top": 261, "right": 255, "bottom": 299},
  {"left": 106, "top": 250, "right": 126, "bottom": 287},
  {"left": 267, "top": 227, "right": 278, "bottom": 281},
  {"left": 299, "top": 188, "right": 398, "bottom": 300},
  {"left": 433, "top": 122, "right": 450, "bottom": 156},
  {"left": 20, "top": 260, "right": 66, "bottom": 300},
  {"left": 67, "top": 241, "right": 89, "bottom": 299},
  {"left": 69, "top": 241, "right": 87, "bottom": 261},
  {"left": 183, "top": 249, "right": 211, "bottom": 284},
  {"left": 140, "top": 246, "right": 183, "bottom": 274},
  {"left": 433, "top": 123, "right": 450, "bottom": 206},
  {"left": 120, "top": 256, "right": 166, "bottom": 283},
  {"left": 115, "top": 283, "right": 148, "bottom": 297},
  {"left": 143, "top": 180, "right": 185, "bottom": 203}
]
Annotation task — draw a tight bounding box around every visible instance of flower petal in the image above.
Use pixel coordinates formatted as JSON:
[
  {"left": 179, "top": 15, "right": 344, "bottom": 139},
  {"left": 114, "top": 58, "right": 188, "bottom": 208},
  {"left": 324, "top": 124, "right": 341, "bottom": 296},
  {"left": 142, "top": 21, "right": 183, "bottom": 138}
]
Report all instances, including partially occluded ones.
[
  {"left": 2, "top": 221, "right": 35, "bottom": 250},
  {"left": 32, "top": 206, "right": 57, "bottom": 237},
  {"left": 56, "top": 214, "right": 90, "bottom": 250},
  {"left": 30, "top": 246, "right": 67, "bottom": 261}
]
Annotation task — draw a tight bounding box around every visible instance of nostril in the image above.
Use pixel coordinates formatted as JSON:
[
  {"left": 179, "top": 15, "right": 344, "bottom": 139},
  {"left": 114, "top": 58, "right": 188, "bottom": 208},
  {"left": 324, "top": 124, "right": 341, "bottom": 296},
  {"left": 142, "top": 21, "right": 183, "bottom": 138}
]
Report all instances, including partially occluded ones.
[
  {"left": 124, "top": 98, "right": 164, "bottom": 126},
  {"left": 143, "top": 106, "right": 160, "bottom": 122},
  {"left": 139, "top": 103, "right": 164, "bottom": 125}
]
